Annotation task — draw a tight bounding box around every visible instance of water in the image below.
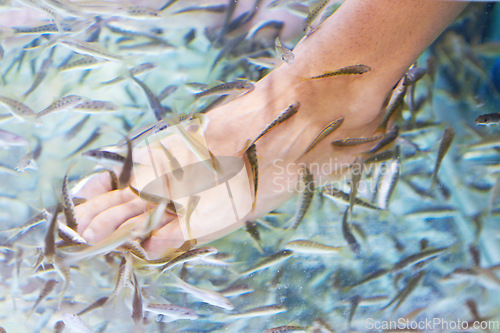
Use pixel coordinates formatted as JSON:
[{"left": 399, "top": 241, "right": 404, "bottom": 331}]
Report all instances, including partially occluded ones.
[{"left": 0, "top": 1, "right": 499, "bottom": 332}]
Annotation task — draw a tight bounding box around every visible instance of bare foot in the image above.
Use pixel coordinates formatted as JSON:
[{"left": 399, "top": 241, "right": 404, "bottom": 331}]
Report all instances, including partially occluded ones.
[{"left": 74, "top": 0, "right": 467, "bottom": 259}]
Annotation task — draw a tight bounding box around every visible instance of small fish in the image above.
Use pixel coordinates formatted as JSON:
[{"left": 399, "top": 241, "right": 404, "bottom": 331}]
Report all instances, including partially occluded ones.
[
  {"left": 309, "top": 64, "right": 371, "bottom": 80},
  {"left": 107, "top": 169, "right": 118, "bottom": 191},
  {"left": 465, "top": 299, "right": 485, "bottom": 325},
  {"left": 405, "top": 206, "right": 458, "bottom": 220},
  {"left": 331, "top": 135, "right": 382, "bottom": 147},
  {"left": 182, "top": 195, "right": 200, "bottom": 240},
  {"left": 0, "top": 129, "right": 29, "bottom": 148},
  {"left": 246, "top": 56, "right": 276, "bottom": 69},
  {"left": 193, "top": 80, "right": 254, "bottom": 99},
  {"left": 245, "top": 221, "right": 263, "bottom": 253},
  {"left": 0, "top": 95, "right": 37, "bottom": 120},
  {"left": 368, "top": 126, "right": 399, "bottom": 154},
  {"left": 57, "top": 36, "right": 124, "bottom": 62},
  {"left": 108, "top": 256, "right": 133, "bottom": 302},
  {"left": 65, "top": 127, "right": 101, "bottom": 158},
  {"left": 213, "top": 0, "right": 237, "bottom": 47},
  {"left": 64, "top": 115, "right": 90, "bottom": 140},
  {"left": 130, "top": 74, "right": 167, "bottom": 121},
  {"left": 131, "top": 273, "right": 143, "bottom": 324},
  {"left": 101, "top": 62, "right": 156, "bottom": 85},
  {"left": 239, "top": 249, "right": 294, "bottom": 276},
  {"left": 118, "top": 138, "right": 132, "bottom": 189},
  {"left": 288, "top": 167, "right": 314, "bottom": 230},
  {"left": 264, "top": 325, "right": 308, "bottom": 333},
  {"left": 160, "top": 246, "right": 218, "bottom": 272},
  {"left": 322, "top": 186, "right": 380, "bottom": 210},
  {"left": 391, "top": 247, "right": 449, "bottom": 272},
  {"left": 42, "top": 203, "right": 62, "bottom": 267},
  {"left": 173, "top": 124, "right": 222, "bottom": 175},
  {"left": 16, "top": 139, "right": 42, "bottom": 172},
  {"left": 138, "top": 202, "right": 167, "bottom": 239},
  {"left": 2, "top": 45, "right": 27, "bottom": 80},
  {"left": 225, "top": 304, "right": 287, "bottom": 319},
  {"left": 128, "top": 185, "right": 181, "bottom": 215},
  {"left": 3, "top": 209, "right": 49, "bottom": 242},
  {"left": 73, "top": 100, "right": 117, "bottom": 113},
  {"left": 275, "top": 37, "right": 295, "bottom": 64},
  {"left": 383, "top": 271, "right": 425, "bottom": 313},
  {"left": 429, "top": 127, "right": 454, "bottom": 191},
  {"left": 120, "top": 240, "right": 148, "bottom": 260},
  {"left": 125, "top": 6, "right": 162, "bottom": 18},
  {"left": 174, "top": 4, "right": 227, "bottom": 14},
  {"left": 118, "top": 40, "right": 174, "bottom": 55},
  {"left": 348, "top": 296, "right": 360, "bottom": 329},
  {"left": 402, "top": 67, "right": 427, "bottom": 87},
  {"left": 475, "top": 112, "right": 500, "bottom": 125},
  {"left": 285, "top": 240, "right": 341, "bottom": 254},
  {"left": 304, "top": 0, "right": 330, "bottom": 33},
  {"left": 373, "top": 150, "right": 400, "bottom": 210},
  {"left": 76, "top": 296, "right": 109, "bottom": 316},
  {"left": 267, "top": 0, "right": 299, "bottom": 9},
  {"left": 218, "top": 283, "right": 254, "bottom": 297},
  {"left": 145, "top": 302, "right": 199, "bottom": 321},
  {"left": 378, "top": 78, "right": 407, "bottom": 131},
  {"left": 58, "top": 221, "right": 87, "bottom": 245},
  {"left": 158, "top": 142, "right": 183, "bottom": 180},
  {"left": 348, "top": 156, "right": 364, "bottom": 215},
  {"left": 158, "top": 85, "right": 178, "bottom": 102},
  {"left": 82, "top": 149, "right": 127, "bottom": 166},
  {"left": 251, "top": 102, "right": 300, "bottom": 145},
  {"left": 53, "top": 254, "right": 71, "bottom": 296},
  {"left": 14, "top": 23, "right": 71, "bottom": 35},
  {"left": 24, "top": 51, "right": 54, "bottom": 98},
  {"left": 59, "top": 56, "right": 103, "bottom": 72},
  {"left": 62, "top": 170, "right": 78, "bottom": 230},
  {"left": 37, "top": 95, "right": 84, "bottom": 119},
  {"left": 246, "top": 143, "right": 259, "bottom": 209},
  {"left": 300, "top": 117, "right": 344, "bottom": 157},
  {"left": 28, "top": 279, "right": 58, "bottom": 317},
  {"left": 341, "top": 206, "right": 360, "bottom": 254},
  {"left": 227, "top": 2, "right": 262, "bottom": 33},
  {"left": 352, "top": 247, "right": 444, "bottom": 288},
  {"left": 211, "top": 32, "right": 247, "bottom": 70},
  {"left": 167, "top": 274, "right": 234, "bottom": 310},
  {"left": 338, "top": 295, "right": 389, "bottom": 306}
]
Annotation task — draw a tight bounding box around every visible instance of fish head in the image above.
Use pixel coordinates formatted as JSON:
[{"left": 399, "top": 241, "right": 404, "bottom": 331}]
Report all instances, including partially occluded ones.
[
  {"left": 82, "top": 150, "right": 99, "bottom": 158},
  {"left": 475, "top": 115, "right": 490, "bottom": 125},
  {"left": 235, "top": 80, "right": 254, "bottom": 92}
]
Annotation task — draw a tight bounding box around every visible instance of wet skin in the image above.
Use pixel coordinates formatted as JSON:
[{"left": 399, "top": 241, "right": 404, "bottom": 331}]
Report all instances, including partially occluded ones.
[{"left": 73, "top": 0, "right": 468, "bottom": 259}]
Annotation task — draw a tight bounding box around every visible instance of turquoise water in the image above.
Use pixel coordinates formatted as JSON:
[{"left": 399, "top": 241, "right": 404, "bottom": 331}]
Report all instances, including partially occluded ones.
[{"left": 0, "top": 1, "right": 499, "bottom": 332}]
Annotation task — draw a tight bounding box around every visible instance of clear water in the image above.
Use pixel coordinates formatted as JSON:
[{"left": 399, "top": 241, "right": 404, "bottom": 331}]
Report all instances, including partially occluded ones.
[{"left": 0, "top": 1, "right": 499, "bottom": 332}]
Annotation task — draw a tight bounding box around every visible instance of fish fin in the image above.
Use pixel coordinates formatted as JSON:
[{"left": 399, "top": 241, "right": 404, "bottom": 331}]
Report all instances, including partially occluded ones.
[{"left": 238, "top": 139, "right": 253, "bottom": 156}]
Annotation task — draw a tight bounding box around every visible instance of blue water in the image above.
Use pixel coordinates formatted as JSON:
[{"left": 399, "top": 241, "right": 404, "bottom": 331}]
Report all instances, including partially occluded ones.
[{"left": 0, "top": 1, "right": 499, "bottom": 332}]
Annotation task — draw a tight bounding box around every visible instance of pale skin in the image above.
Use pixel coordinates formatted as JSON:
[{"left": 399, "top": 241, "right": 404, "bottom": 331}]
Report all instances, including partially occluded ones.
[{"left": 73, "top": 0, "right": 469, "bottom": 259}]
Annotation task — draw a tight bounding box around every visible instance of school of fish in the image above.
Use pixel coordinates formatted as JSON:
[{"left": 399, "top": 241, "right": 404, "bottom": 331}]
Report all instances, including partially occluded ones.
[{"left": 0, "top": 0, "right": 499, "bottom": 332}]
